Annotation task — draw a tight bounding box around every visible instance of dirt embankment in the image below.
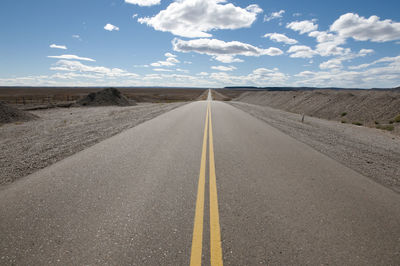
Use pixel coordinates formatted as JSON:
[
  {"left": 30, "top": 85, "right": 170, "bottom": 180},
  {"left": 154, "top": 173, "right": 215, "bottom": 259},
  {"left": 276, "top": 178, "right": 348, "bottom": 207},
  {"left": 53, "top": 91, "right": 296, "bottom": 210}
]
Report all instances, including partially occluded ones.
[
  {"left": 235, "top": 90, "right": 400, "bottom": 135},
  {"left": 76, "top": 87, "right": 135, "bottom": 107},
  {"left": 0, "top": 102, "right": 37, "bottom": 124}
]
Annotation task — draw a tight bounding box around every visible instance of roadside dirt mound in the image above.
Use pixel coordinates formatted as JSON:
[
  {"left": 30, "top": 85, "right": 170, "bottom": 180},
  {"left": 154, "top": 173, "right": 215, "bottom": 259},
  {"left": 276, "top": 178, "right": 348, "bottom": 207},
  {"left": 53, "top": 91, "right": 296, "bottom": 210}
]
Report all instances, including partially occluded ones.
[
  {"left": 76, "top": 88, "right": 135, "bottom": 106},
  {"left": 0, "top": 102, "right": 38, "bottom": 124},
  {"left": 235, "top": 89, "right": 400, "bottom": 132}
]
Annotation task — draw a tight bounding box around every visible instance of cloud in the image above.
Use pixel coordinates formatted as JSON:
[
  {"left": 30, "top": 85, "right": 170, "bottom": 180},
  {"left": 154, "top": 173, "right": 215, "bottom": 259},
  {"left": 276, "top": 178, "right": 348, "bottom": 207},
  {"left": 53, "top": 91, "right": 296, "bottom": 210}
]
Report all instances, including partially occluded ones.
[
  {"left": 165, "top": 52, "right": 177, "bottom": 58},
  {"left": 209, "top": 67, "right": 287, "bottom": 86},
  {"left": 287, "top": 45, "right": 316, "bottom": 58},
  {"left": 150, "top": 53, "right": 180, "bottom": 67},
  {"left": 172, "top": 38, "right": 283, "bottom": 63},
  {"left": 138, "top": 0, "right": 262, "bottom": 38},
  {"left": 319, "top": 59, "right": 343, "bottom": 69},
  {"left": 211, "top": 65, "right": 237, "bottom": 71},
  {"left": 286, "top": 20, "right": 318, "bottom": 34},
  {"left": 50, "top": 44, "right": 67, "bottom": 50},
  {"left": 50, "top": 60, "right": 138, "bottom": 77},
  {"left": 264, "top": 10, "right": 285, "bottom": 22},
  {"left": 308, "top": 31, "right": 336, "bottom": 43},
  {"left": 359, "top": 49, "right": 374, "bottom": 55},
  {"left": 307, "top": 31, "right": 348, "bottom": 57},
  {"left": 132, "top": 14, "right": 138, "bottom": 19},
  {"left": 176, "top": 68, "right": 189, "bottom": 73},
  {"left": 348, "top": 55, "right": 400, "bottom": 70},
  {"left": 264, "top": 33, "right": 298, "bottom": 44},
  {"left": 72, "top": 35, "right": 82, "bottom": 41},
  {"left": 153, "top": 68, "right": 172, "bottom": 72},
  {"left": 213, "top": 55, "right": 244, "bottom": 63},
  {"left": 47, "top": 54, "right": 95, "bottom": 62},
  {"left": 330, "top": 13, "right": 400, "bottom": 42},
  {"left": 294, "top": 57, "right": 400, "bottom": 88},
  {"left": 125, "top": 0, "right": 160, "bottom": 6},
  {"left": 104, "top": 23, "right": 120, "bottom": 31}
]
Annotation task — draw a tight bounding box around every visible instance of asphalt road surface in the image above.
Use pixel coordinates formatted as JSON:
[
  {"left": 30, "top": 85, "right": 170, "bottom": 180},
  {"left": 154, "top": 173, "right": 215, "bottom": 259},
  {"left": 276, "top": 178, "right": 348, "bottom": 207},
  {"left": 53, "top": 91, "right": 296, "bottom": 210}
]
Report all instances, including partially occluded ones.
[{"left": 1, "top": 91, "right": 399, "bottom": 265}]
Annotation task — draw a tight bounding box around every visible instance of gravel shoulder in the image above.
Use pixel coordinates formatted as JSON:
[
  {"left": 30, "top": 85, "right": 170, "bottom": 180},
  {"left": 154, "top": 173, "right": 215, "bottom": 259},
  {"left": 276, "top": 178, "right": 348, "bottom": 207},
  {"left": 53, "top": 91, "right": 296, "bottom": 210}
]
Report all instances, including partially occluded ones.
[
  {"left": 230, "top": 101, "right": 400, "bottom": 194},
  {"left": 0, "top": 102, "right": 186, "bottom": 185}
]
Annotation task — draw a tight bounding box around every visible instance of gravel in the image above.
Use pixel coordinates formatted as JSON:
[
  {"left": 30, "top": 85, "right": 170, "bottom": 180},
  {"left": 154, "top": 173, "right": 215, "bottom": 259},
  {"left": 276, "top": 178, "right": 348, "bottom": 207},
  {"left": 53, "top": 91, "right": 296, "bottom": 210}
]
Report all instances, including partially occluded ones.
[
  {"left": 0, "top": 102, "right": 186, "bottom": 185},
  {"left": 0, "top": 102, "right": 38, "bottom": 124},
  {"left": 230, "top": 101, "right": 400, "bottom": 194}
]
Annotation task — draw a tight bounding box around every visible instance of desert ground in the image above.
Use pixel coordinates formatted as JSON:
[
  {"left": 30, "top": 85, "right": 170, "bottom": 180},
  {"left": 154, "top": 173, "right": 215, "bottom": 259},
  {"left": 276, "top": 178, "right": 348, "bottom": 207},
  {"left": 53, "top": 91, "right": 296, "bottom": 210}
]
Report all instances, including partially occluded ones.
[
  {"left": 0, "top": 87, "right": 399, "bottom": 194},
  {"left": 0, "top": 87, "right": 206, "bottom": 185}
]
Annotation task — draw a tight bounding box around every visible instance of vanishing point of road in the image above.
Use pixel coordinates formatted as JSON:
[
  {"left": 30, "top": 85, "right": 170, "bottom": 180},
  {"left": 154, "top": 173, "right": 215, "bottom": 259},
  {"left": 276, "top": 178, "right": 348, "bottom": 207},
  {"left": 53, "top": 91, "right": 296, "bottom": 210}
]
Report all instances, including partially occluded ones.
[{"left": 1, "top": 90, "right": 399, "bottom": 265}]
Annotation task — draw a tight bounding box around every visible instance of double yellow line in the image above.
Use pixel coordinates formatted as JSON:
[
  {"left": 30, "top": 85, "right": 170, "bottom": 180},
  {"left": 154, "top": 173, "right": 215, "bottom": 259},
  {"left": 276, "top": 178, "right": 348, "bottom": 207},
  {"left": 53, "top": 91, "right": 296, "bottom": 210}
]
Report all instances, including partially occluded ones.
[{"left": 190, "top": 102, "right": 223, "bottom": 266}]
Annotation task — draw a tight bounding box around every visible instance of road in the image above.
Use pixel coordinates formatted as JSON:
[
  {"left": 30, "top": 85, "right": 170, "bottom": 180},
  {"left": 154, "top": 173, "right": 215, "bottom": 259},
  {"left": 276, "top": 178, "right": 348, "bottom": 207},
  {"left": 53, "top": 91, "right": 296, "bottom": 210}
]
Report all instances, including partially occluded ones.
[{"left": 0, "top": 90, "right": 399, "bottom": 265}]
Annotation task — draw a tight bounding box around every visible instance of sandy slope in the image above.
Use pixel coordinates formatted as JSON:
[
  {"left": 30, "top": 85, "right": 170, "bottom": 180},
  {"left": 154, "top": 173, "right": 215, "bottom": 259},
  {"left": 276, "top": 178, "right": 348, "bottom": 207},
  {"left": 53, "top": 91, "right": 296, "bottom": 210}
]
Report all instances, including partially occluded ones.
[{"left": 235, "top": 89, "right": 400, "bottom": 135}]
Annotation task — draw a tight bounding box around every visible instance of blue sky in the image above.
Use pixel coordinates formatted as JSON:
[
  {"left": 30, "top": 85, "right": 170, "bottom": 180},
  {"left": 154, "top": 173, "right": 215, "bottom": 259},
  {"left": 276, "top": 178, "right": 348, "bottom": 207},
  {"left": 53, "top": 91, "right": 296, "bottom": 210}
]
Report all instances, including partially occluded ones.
[{"left": 1, "top": 0, "right": 399, "bottom": 88}]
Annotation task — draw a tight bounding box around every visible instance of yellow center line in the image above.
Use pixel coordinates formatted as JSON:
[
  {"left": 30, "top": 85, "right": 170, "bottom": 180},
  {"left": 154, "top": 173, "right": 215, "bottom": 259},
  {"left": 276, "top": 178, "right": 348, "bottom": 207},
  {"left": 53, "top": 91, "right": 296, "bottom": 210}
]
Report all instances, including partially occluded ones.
[
  {"left": 190, "top": 100, "right": 223, "bottom": 266},
  {"left": 208, "top": 103, "right": 224, "bottom": 266},
  {"left": 190, "top": 104, "right": 209, "bottom": 266}
]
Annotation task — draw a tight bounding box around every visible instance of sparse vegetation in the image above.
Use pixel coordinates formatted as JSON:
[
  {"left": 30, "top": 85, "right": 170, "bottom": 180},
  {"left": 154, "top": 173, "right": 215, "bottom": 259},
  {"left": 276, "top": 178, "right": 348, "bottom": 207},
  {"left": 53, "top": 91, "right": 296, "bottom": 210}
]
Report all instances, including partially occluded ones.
[
  {"left": 341, "top": 120, "right": 347, "bottom": 123},
  {"left": 394, "top": 114, "right": 400, "bottom": 123},
  {"left": 389, "top": 120, "right": 394, "bottom": 124},
  {"left": 352, "top": 122, "right": 363, "bottom": 126},
  {"left": 374, "top": 121, "right": 379, "bottom": 125},
  {"left": 341, "top": 112, "right": 347, "bottom": 117},
  {"left": 377, "top": 124, "right": 394, "bottom": 131}
]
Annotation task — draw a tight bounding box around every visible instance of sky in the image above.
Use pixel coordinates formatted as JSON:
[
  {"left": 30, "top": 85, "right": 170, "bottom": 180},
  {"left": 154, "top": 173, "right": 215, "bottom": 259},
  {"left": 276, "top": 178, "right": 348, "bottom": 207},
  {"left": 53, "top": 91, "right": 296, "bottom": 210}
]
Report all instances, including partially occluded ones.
[{"left": 1, "top": 0, "right": 400, "bottom": 88}]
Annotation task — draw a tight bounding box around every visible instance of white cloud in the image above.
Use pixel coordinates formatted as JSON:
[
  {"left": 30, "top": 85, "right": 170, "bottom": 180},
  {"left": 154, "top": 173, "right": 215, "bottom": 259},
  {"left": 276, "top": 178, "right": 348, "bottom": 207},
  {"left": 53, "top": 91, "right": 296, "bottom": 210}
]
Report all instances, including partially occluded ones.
[
  {"left": 153, "top": 68, "right": 172, "bottom": 72},
  {"left": 264, "top": 10, "right": 285, "bottom": 22},
  {"left": 198, "top": 72, "right": 209, "bottom": 76},
  {"left": 176, "top": 68, "right": 189, "bottom": 73},
  {"left": 308, "top": 31, "right": 336, "bottom": 43},
  {"left": 287, "top": 20, "right": 318, "bottom": 34},
  {"left": 214, "top": 55, "right": 244, "bottom": 63},
  {"left": 47, "top": 54, "right": 95, "bottom": 62},
  {"left": 264, "top": 33, "right": 298, "bottom": 44},
  {"left": 172, "top": 38, "right": 283, "bottom": 63},
  {"left": 104, "top": 23, "right": 120, "bottom": 31},
  {"left": 319, "top": 59, "right": 343, "bottom": 69},
  {"left": 50, "top": 60, "right": 138, "bottom": 78},
  {"left": 165, "top": 52, "right": 177, "bottom": 58},
  {"left": 348, "top": 55, "right": 400, "bottom": 70},
  {"left": 132, "top": 14, "right": 138, "bottom": 19},
  {"left": 125, "top": 0, "right": 160, "bottom": 6},
  {"left": 294, "top": 58, "right": 400, "bottom": 88},
  {"left": 359, "top": 49, "right": 374, "bottom": 56},
  {"left": 138, "top": 0, "right": 262, "bottom": 38},
  {"left": 72, "top": 34, "right": 80, "bottom": 39},
  {"left": 50, "top": 44, "right": 67, "bottom": 50},
  {"left": 287, "top": 45, "right": 316, "bottom": 58},
  {"left": 151, "top": 53, "right": 180, "bottom": 67},
  {"left": 330, "top": 13, "right": 400, "bottom": 42},
  {"left": 211, "top": 65, "right": 237, "bottom": 71},
  {"left": 209, "top": 67, "right": 287, "bottom": 86}
]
